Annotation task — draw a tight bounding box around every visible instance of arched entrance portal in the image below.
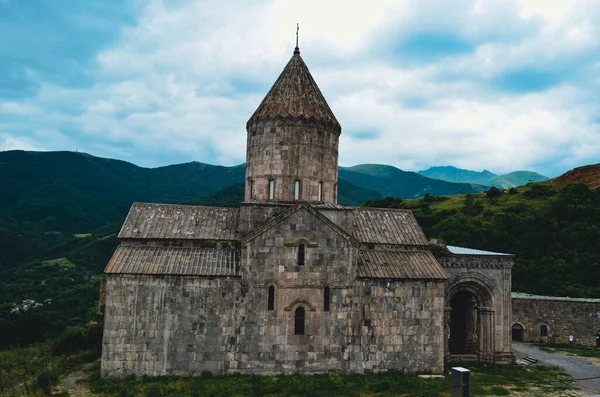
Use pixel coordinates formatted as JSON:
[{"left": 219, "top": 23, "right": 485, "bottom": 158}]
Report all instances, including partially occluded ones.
[
  {"left": 449, "top": 291, "right": 479, "bottom": 354},
  {"left": 445, "top": 277, "right": 496, "bottom": 363}
]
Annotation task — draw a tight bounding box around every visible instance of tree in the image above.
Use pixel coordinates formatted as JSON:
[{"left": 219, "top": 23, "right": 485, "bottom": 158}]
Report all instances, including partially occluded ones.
[{"left": 486, "top": 186, "right": 502, "bottom": 199}]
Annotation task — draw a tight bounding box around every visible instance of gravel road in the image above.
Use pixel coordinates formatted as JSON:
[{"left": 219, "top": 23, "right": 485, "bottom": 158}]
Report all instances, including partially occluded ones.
[{"left": 513, "top": 342, "right": 600, "bottom": 396}]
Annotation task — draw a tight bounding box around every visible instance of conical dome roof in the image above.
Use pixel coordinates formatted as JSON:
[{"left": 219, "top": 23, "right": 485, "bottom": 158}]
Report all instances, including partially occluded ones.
[{"left": 248, "top": 49, "right": 340, "bottom": 130}]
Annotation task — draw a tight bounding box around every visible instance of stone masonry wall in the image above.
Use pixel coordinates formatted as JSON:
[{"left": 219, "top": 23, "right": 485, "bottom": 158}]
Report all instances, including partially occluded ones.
[
  {"left": 239, "top": 207, "right": 445, "bottom": 374},
  {"left": 245, "top": 118, "right": 339, "bottom": 203},
  {"left": 512, "top": 298, "right": 600, "bottom": 346},
  {"left": 101, "top": 275, "right": 241, "bottom": 378}
]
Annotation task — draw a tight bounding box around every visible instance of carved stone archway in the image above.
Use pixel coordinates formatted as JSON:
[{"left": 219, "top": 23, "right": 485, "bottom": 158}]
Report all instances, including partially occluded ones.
[{"left": 445, "top": 273, "right": 497, "bottom": 363}]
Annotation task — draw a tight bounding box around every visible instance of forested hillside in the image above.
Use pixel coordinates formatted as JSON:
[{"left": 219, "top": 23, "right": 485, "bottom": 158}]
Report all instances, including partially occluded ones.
[
  {"left": 418, "top": 165, "right": 548, "bottom": 188},
  {"left": 364, "top": 182, "right": 600, "bottom": 298}
]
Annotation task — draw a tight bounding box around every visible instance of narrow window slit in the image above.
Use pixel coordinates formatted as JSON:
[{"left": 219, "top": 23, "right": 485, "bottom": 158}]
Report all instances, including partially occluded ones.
[{"left": 268, "top": 286, "right": 275, "bottom": 311}]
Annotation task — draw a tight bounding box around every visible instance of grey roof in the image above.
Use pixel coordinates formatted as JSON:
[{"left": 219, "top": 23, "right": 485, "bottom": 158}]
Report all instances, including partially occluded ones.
[
  {"left": 248, "top": 49, "right": 340, "bottom": 130},
  {"left": 512, "top": 292, "right": 600, "bottom": 303},
  {"left": 352, "top": 208, "right": 428, "bottom": 246},
  {"left": 105, "top": 245, "right": 240, "bottom": 276},
  {"left": 357, "top": 250, "right": 448, "bottom": 280},
  {"left": 119, "top": 203, "right": 239, "bottom": 240},
  {"left": 447, "top": 245, "right": 513, "bottom": 256}
]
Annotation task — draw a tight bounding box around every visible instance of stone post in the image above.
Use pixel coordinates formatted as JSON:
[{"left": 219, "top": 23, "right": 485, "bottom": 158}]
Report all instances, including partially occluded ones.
[{"left": 478, "top": 307, "right": 495, "bottom": 363}]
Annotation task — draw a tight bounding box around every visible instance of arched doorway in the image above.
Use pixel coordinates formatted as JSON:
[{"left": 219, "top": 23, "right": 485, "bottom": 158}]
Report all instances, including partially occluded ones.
[
  {"left": 595, "top": 330, "right": 600, "bottom": 348},
  {"left": 512, "top": 323, "right": 524, "bottom": 341},
  {"left": 449, "top": 291, "right": 479, "bottom": 354},
  {"left": 445, "top": 276, "right": 496, "bottom": 363}
]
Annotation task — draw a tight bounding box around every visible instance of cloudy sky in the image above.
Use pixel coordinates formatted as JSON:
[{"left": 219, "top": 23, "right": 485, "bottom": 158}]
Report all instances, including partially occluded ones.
[{"left": 1, "top": 0, "right": 599, "bottom": 177}]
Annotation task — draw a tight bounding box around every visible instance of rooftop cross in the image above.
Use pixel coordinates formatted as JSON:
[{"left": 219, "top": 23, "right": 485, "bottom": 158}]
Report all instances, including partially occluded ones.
[{"left": 294, "top": 23, "right": 300, "bottom": 54}]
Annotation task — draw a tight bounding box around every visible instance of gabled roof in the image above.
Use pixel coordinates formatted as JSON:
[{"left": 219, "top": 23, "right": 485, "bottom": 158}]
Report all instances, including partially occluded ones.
[
  {"left": 352, "top": 208, "right": 428, "bottom": 246},
  {"left": 241, "top": 202, "right": 359, "bottom": 246},
  {"left": 248, "top": 49, "right": 340, "bottom": 130},
  {"left": 119, "top": 203, "right": 239, "bottom": 240},
  {"left": 105, "top": 245, "right": 240, "bottom": 276},
  {"left": 357, "top": 250, "right": 448, "bottom": 280}
]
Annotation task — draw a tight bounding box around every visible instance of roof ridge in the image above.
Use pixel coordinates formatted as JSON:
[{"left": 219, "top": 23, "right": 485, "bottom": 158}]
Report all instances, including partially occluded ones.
[{"left": 131, "top": 202, "right": 238, "bottom": 211}]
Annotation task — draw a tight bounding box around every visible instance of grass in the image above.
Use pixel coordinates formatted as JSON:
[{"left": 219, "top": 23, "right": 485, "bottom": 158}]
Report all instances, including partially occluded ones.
[
  {"left": 0, "top": 343, "right": 99, "bottom": 397},
  {"left": 535, "top": 343, "right": 600, "bottom": 359},
  {"left": 0, "top": 321, "right": 102, "bottom": 397},
  {"left": 41, "top": 257, "right": 76, "bottom": 270},
  {"left": 83, "top": 363, "right": 578, "bottom": 397}
]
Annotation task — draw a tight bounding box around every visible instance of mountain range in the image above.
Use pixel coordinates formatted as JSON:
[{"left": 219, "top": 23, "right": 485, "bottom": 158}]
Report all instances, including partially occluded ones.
[
  {"left": 0, "top": 150, "right": 491, "bottom": 234},
  {"left": 418, "top": 165, "right": 548, "bottom": 188}
]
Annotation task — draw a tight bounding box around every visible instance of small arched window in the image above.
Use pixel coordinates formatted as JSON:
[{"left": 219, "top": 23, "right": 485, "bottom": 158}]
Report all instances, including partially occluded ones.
[
  {"left": 294, "top": 307, "right": 305, "bottom": 335},
  {"left": 318, "top": 182, "right": 323, "bottom": 201},
  {"left": 297, "top": 243, "right": 305, "bottom": 266},
  {"left": 268, "top": 286, "right": 275, "bottom": 311},
  {"left": 324, "top": 287, "right": 331, "bottom": 312},
  {"left": 268, "top": 179, "right": 275, "bottom": 200},
  {"left": 540, "top": 325, "right": 548, "bottom": 337},
  {"left": 249, "top": 180, "right": 254, "bottom": 199},
  {"left": 294, "top": 179, "right": 301, "bottom": 200}
]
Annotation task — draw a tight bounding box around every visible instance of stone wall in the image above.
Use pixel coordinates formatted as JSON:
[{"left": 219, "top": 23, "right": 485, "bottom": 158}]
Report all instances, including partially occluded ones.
[
  {"left": 102, "top": 206, "right": 446, "bottom": 377},
  {"left": 245, "top": 118, "right": 339, "bottom": 203},
  {"left": 101, "top": 275, "right": 241, "bottom": 378},
  {"left": 512, "top": 296, "right": 600, "bottom": 346},
  {"left": 239, "top": 206, "right": 445, "bottom": 374}
]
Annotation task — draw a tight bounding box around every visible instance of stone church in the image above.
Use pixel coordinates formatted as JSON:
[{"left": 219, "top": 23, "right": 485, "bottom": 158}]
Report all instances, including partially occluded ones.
[{"left": 101, "top": 45, "right": 515, "bottom": 377}]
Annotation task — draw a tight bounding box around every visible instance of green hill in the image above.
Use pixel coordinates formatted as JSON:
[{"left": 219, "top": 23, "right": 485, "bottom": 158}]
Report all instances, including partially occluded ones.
[
  {"left": 418, "top": 166, "right": 497, "bottom": 185},
  {"left": 340, "top": 164, "right": 487, "bottom": 198},
  {"left": 418, "top": 165, "right": 548, "bottom": 188},
  {"left": 489, "top": 171, "right": 549, "bottom": 189},
  {"left": 0, "top": 150, "right": 247, "bottom": 233},
  {"left": 364, "top": 181, "right": 600, "bottom": 298}
]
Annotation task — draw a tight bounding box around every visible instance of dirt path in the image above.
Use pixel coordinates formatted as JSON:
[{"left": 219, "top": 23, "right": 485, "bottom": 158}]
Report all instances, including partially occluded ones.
[
  {"left": 52, "top": 362, "right": 94, "bottom": 397},
  {"left": 514, "top": 342, "right": 600, "bottom": 396}
]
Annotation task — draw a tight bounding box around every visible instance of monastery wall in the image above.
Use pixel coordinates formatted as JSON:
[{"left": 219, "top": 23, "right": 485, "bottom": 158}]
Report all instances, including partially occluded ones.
[
  {"left": 101, "top": 275, "right": 241, "bottom": 378},
  {"left": 237, "top": 207, "right": 445, "bottom": 374},
  {"left": 512, "top": 295, "right": 600, "bottom": 346}
]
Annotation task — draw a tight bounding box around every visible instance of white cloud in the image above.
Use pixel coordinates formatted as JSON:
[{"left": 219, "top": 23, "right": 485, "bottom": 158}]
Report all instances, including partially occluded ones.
[{"left": 1, "top": 0, "right": 599, "bottom": 177}]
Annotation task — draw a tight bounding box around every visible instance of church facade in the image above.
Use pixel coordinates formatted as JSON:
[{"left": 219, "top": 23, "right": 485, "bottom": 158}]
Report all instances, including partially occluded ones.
[{"left": 101, "top": 46, "right": 514, "bottom": 377}]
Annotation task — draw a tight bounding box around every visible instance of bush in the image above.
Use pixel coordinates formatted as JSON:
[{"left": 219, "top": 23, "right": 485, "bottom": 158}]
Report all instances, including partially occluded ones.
[
  {"left": 52, "top": 321, "right": 103, "bottom": 356},
  {"left": 485, "top": 186, "right": 503, "bottom": 199}
]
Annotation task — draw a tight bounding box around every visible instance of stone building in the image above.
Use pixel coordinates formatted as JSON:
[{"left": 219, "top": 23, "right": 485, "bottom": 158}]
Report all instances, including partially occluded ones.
[
  {"left": 101, "top": 46, "right": 515, "bottom": 378},
  {"left": 512, "top": 293, "right": 600, "bottom": 347}
]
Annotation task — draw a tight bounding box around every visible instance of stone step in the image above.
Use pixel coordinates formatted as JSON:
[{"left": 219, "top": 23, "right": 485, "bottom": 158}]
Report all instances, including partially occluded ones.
[{"left": 523, "top": 356, "right": 539, "bottom": 364}]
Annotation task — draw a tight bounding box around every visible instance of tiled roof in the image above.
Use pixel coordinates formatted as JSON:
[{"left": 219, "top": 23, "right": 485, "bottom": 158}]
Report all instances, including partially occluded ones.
[
  {"left": 447, "top": 245, "right": 513, "bottom": 256},
  {"left": 105, "top": 245, "right": 240, "bottom": 276},
  {"left": 119, "top": 203, "right": 239, "bottom": 240},
  {"left": 352, "top": 208, "right": 428, "bottom": 246},
  {"left": 357, "top": 250, "right": 448, "bottom": 280},
  {"left": 248, "top": 49, "right": 340, "bottom": 130}
]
